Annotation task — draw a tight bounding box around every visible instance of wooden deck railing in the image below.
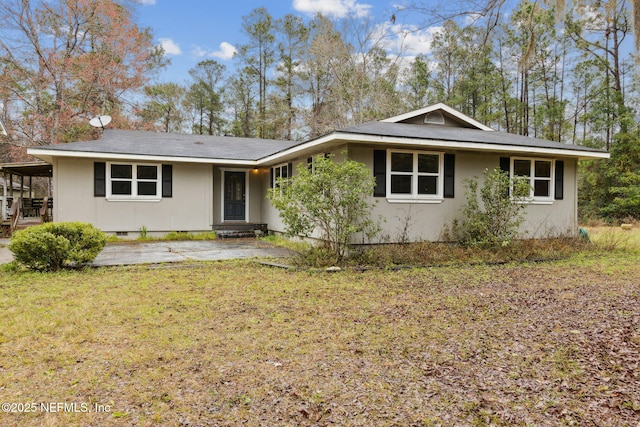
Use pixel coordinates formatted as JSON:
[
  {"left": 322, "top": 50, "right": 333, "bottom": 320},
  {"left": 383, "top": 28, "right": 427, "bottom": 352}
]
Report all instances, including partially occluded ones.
[
  {"left": 1, "top": 196, "right": 52, "bottom": 235},
  {"left": 8, "top": 196, "right": 20, "bottom": 232}
]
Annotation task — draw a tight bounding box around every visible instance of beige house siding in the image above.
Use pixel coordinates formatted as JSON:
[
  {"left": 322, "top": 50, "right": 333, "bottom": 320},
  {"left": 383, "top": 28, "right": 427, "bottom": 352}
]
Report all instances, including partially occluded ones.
[
  {"left": 350, "top": 146, "right": 579, "bottom": 242},
  {"left": 53, "top": 157, "right": 214, "bottom": 234},
  {"left": 259, "top": 167, "right": 283, "bottom": 232},
  {"left": 50, "top": 147, "right": 579, "bottom": 242}
]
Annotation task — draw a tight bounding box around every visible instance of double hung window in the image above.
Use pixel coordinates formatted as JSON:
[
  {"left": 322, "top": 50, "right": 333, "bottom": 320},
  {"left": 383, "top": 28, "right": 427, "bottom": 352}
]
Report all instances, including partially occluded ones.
[
  {"left": 272, "top": 163, "right": 290, "bottom": 192},
  {"left": 108, "top": 163, "right": 161, "bottom": 200},
  {"left": 511, "top": 158, "right": 553, "bottom": 201},
  {"left": 387, "top": 150, "right": 443, "bottom": 200}
]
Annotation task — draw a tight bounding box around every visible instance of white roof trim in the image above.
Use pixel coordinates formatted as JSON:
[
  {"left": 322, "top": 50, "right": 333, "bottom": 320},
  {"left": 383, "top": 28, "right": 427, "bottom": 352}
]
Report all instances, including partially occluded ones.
[
  {"left": 28, "top": 130, "right": 609, "bottom": 166},
  {"left": 258, "top": 133, "right": 337, "bottom": 164},
  {"left": 381, "top": 103, "right": 495, "bottom": 131},
  {"left": 26, "top": 148, "right": 258, "bottom": 166},
  {"left": 258, "top": 132, "right": 609, "bottom": 162}
]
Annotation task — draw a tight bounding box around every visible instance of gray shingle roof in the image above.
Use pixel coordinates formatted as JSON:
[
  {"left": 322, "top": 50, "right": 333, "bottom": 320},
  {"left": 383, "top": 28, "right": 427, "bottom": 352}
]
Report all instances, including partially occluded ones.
[
  {"left": 39, "top": 130, "right": 301, "bottom": 161},
  {"left": 31, "top": 119, "right": 607, "bottom": 164},
  {"left": 338, "top": 121, "right": 606, "bottom": 154}
]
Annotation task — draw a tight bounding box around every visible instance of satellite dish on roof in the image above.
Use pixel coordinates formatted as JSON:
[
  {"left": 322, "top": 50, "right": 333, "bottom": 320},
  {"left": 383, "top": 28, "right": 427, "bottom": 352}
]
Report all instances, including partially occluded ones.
[{"left": 89, "top": 115, "right": 112, "bottom": 129}]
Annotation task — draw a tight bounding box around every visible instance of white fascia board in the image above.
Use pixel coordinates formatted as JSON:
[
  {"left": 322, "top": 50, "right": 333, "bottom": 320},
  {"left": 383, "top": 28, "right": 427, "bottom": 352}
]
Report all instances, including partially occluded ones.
[
  {"left": 27, "top": 148, "right": 258, "bottom": 166},
  {"left": 389, "top": 135, "right": 609, "bottom": 159},
  {"left": 259, "top": 133, "right": 609, "bottom": 163},
  {"left": 257, "top": 133, "right": 338, "bottom": 165},
  {"left": 364, "top": 134, "right": 610, "bottom": 159}
]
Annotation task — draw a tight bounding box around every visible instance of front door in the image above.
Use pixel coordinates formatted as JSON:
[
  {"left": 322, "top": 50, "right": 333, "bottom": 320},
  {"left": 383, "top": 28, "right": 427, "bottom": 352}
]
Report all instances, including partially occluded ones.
[{"left": 224, "top": 171, "right": 246, "bottom": 221}]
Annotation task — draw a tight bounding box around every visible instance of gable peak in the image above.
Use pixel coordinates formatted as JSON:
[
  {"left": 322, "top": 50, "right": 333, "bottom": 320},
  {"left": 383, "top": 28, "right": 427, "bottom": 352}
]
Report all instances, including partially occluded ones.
[{"left": 381, "top": 103, "right": 494, "bottom": 131}]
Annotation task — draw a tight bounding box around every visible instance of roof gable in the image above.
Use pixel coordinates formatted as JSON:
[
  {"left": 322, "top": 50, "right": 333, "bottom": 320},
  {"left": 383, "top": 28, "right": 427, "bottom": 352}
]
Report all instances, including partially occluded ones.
[{"left": 381, "top": 103, "right": 494, "bottom": 131}]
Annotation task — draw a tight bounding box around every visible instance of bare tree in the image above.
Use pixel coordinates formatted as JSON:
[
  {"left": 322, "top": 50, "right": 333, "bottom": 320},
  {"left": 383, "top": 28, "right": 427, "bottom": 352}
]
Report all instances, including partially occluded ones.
[{"left": 0, "top": 0, "right": 165, "bottom": 147}]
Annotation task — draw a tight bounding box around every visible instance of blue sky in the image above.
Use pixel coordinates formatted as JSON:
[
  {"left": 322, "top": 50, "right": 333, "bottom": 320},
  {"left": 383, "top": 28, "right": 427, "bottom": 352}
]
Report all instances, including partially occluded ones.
[{"left": 134, "top": 0, "right": 430, "bottom": 83}]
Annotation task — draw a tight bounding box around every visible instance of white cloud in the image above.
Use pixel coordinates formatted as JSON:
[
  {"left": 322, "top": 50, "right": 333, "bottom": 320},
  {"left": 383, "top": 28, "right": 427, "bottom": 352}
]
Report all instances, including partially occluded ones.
[
  {"left": 135, "top": 0, "right": 157, "bottom": 5},
  {"left": 369, "top": 22, "right": 444, "bottom": 79},
  {"left": 192, "top": 47, "right": 208, "bottom": 58},
  {"left": 191, "top": 42, "right": 237, "bottom": 61},
  {"left": 159, "top": 38, "right": 182, "bottom": 55},
  {"left": 374, "top": 22, "right": 442, "bottom": 58},
  {"left": 211, "top": 42, "right": 237, "bottom": 60},
  {"left": 292, "top": 0, "right": 372, "bottom": 18}
]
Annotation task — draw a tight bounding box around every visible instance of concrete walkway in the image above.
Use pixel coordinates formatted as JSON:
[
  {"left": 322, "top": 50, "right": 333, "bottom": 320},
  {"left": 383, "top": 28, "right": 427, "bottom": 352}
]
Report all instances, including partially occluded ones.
[{"left": 0, "top": 238, "right": 292, "bottom": 267}]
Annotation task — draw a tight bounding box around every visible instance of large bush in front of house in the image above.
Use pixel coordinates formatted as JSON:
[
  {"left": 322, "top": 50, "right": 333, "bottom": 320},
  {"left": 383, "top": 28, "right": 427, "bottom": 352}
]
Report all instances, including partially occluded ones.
[
  {"left": 447, "top": 168, "right": 530, "bottom": 246},
  {"left": 267, "top": 153, "right": 380, "bottom": 262},
  {"left": 9, "top": 222, "right": 107, "bottom": 271}
]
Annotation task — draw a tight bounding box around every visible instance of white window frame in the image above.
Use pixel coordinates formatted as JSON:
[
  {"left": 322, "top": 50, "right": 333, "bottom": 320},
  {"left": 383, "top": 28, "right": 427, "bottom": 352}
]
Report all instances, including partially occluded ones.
[
  {"left": 386, "top": 150, "right": 444, "bottom": 203},
  {"left": 272, "top": 163, "right": 290, "bottom": 192},
  {"left": 306, "top": 153, "right": 329, "bottom": 173},
  {"left": 106, "top": 162, "right": 162, "bottom": 201},
  {"left": 510, "top": 157, "right": 554, "bottom": 203}
]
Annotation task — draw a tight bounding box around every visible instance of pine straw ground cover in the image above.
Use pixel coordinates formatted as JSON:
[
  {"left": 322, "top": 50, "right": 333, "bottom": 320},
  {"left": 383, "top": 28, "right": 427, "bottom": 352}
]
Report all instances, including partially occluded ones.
[{"left": 0, "top": 246, "right": 639, "bottom": 425}]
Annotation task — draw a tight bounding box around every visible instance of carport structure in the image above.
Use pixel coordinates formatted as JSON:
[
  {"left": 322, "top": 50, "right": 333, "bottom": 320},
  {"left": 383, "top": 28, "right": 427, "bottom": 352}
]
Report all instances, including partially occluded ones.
[{"left": 0, "top": 161, "right": 53, "bottom": 233}]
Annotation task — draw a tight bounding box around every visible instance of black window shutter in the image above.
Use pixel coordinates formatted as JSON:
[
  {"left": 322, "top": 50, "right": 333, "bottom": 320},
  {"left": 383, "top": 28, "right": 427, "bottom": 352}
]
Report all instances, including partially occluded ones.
[
  {"left": 287, "top": 163, "right": 293, "bottom": 178},
  {"left": 555, "top": 160, "right": 564, "bottom": 200},
  {"left": 307, "top": 157, "right": 313, "bottom": 170},
  {"left": 270, "top": 167, "right": 274, "bottom": 188},
  {"left": 94, "top": 162, "right": 106, "bottom": 197},
  {"left": 499, "top": 157, "right": 511, "bottom": 196},
  {"left": 162, "top": 164, "right": 172, "bottom": 198},
  {"left": 499, "top": 157, "right": 510, "bottom": 173},
  {"left": 443, "top": 154, "right": 455, "bottom": 198},
  {"left": 373, "top": 150, "right": 386, "bottom": 197}
]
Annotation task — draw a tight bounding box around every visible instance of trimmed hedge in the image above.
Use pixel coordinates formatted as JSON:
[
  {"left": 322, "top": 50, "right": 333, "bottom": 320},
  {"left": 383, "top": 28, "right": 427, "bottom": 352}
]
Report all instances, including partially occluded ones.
[{"left": 8, "top": 222, "right": 106, "bottom": 271}]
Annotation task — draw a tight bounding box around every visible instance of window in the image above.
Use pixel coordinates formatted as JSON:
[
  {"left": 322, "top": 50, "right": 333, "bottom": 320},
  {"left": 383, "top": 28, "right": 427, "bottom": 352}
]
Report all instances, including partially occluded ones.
[
  {"left": 107, "top": 163, "right": 161, "bottom": 200},
  {"left": 272, "top": 163, "right": 291, "bottom": 192},
  {"left": 387, "top": 150, "right": 443, "bottom": 200},
  {"left": 306, "top": 154, "right": 330, "bottom": 172},
  {"left": 511, "top": 158, "right": 553, "bottom": 201}
]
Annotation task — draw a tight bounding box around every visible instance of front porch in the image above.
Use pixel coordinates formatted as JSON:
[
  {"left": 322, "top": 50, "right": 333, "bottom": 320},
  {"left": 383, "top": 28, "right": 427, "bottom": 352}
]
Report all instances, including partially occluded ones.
[{"left": 0, "top": 161, "right": 53, "bottom": 235}]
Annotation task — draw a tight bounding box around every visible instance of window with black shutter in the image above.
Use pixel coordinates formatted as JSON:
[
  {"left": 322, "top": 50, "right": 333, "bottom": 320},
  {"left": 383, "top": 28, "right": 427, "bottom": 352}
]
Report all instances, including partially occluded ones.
[
  {"left": 373, "top": 150, "right": 386, "bottom": 197},
  {"left": 162, "top": 164, "right": 172, "bottom": 198},
  {"left": 94, "top": 162, "right": 106, "bottom": 197}
]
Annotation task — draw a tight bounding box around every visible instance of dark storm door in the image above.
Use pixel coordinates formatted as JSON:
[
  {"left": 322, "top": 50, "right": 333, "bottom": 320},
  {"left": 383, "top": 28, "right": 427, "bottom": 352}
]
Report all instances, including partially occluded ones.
[{"left": 224, "top": 171, "right": 246, "bottom": 221}]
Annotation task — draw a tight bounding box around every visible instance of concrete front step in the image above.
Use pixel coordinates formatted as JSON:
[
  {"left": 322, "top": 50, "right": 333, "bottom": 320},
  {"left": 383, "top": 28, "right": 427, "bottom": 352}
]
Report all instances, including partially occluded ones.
[{"left": 213, "top": 223, "right": 268, "bottom": 239}]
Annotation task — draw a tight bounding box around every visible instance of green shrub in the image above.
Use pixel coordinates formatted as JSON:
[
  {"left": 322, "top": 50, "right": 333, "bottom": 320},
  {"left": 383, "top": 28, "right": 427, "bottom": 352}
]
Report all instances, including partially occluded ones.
[
  {"left": 267, "top": 152, "right": 380, "bottom": 261},
  {"left": 447, "top": 168, "right": 530, "bottom": 246},
  {"left": 8, "top": 230, "right": 70, "bottom": 272},
  {"left": 9, "top": 222, "right": 106, "bottom": 271}
]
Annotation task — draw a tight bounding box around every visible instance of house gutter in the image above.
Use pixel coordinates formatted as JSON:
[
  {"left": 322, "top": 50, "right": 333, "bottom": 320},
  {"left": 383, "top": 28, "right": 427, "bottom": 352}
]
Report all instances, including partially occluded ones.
[{"left": 26, "top": 148, "right": 259, "bottom": 167}]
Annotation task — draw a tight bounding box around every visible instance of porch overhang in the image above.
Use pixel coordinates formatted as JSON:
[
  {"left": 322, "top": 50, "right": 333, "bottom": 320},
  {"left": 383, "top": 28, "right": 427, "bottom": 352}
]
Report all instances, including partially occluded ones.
[{"left": 0, "top": 161, "right": 53, "bottom": 177}]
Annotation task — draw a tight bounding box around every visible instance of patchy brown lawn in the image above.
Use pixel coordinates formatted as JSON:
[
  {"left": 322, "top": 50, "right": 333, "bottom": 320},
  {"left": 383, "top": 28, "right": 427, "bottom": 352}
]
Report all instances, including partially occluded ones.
[{"left": 0, "top": 250, "right": 639, "bottom": 426}]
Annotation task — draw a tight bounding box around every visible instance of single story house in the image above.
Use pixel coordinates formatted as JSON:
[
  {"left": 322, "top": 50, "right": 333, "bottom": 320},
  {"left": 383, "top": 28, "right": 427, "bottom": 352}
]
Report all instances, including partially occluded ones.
[{"left": 27, "top": 104, "right": 609, "bottom": 242}]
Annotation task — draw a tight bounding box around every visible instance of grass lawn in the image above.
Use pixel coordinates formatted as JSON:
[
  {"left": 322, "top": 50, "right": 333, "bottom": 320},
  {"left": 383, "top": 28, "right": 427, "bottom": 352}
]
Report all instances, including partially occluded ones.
[{"left": 1, "top": 233, "right": 639, "bottom": 425}]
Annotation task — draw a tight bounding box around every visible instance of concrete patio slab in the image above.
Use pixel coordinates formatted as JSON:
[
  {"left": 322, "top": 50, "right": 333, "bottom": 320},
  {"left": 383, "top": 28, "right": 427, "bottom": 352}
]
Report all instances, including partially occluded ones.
[{"left": 0, "top": 238, "right": 293, "bottom": 267}]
